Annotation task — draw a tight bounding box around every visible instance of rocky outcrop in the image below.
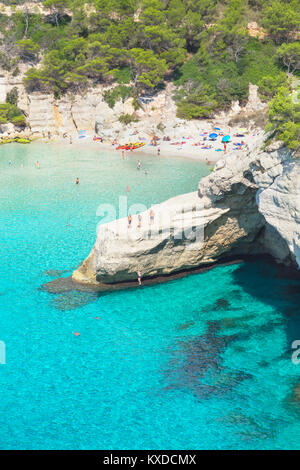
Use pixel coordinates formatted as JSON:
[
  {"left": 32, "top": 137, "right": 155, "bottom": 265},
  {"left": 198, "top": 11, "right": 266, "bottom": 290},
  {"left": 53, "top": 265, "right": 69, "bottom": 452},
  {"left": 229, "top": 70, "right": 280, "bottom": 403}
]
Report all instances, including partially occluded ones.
[{"left": 73, "top": 135, "right": 300, "bottom": 287}]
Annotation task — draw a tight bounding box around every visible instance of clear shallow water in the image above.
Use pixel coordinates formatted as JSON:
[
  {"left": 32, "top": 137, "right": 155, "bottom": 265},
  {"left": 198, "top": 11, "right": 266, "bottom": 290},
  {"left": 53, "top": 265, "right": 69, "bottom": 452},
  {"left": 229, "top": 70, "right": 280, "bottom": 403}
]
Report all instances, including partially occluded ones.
[{"left": 0, "top": 142, "right": 300, "bottom": 450}]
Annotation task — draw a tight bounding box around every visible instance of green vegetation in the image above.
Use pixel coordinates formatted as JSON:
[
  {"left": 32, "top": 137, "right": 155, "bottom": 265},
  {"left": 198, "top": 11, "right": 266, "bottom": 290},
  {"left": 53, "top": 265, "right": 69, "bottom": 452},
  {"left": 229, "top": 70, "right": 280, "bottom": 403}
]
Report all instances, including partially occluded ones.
[
  {"left": 0, "top": 86, "right": 26, "bottom": 128},
  {"left": 103, "top": 85, "right": 133, "bottom": 108},
  {"left": 266, "top": 86, "right": 300, "bottom": 150},
  {"left": 0, "top": 103, "right": 26, "bottom": 128},
  {"left": 0, "top": 137, "right": 31, "bottom": 145},
  {"left": 118, "top": 113, "right": 139, "bottom": 125},
  {"left": 0, "top": 0, "right": 298, "bottom": 148}
]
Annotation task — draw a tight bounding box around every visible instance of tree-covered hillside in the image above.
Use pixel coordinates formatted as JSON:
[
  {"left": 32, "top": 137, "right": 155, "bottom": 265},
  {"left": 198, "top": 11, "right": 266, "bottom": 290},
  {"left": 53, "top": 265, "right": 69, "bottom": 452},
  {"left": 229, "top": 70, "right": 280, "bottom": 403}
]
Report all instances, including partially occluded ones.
[{"left": 0, "top": 0, "right": 299, "bottom": 148}]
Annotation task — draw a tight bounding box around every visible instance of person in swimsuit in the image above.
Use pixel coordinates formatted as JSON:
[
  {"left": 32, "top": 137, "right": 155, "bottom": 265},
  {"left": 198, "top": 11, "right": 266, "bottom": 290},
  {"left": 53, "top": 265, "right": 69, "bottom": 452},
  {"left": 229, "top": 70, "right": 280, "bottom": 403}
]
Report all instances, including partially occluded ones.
[
  {"left": 137, "top": 271, "right": 142, "bottom": 286},
  {"left": 137, "top": 160, "right": 141, "bottom": 170},
  {"left": 138, "top": 214, "right": 142, "bottom": 228},
  {"left": 150, "top": 209, "right": 155, "bottom": 225},
  {"left": 76, "top": 177, "right": 79, "bottom": 185},
  {"left": 128, "top": 214, "right": 132, "bottom": 228}
]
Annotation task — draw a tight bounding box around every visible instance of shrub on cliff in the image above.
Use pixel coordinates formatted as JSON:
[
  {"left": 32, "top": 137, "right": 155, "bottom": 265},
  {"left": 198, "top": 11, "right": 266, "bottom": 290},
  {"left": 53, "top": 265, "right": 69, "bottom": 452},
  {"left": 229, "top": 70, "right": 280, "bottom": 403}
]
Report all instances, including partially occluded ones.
[
  {"left": 17, "top": 39, "right": 40, "bottom": 62},
  {"left": 103, "top": 85, "right": 133, "bottom": 109},
  {"left": 0, "top": 103, "right": 26, "bottom": 128},
  {"left": 267, "top": 86, "right": 300, "bottom": 151},
  {"left": 6, "top": 87, "right": 19, "bottom": 107},
  {"left": 118, "top": 113, "right": 139, "bottom": 125}
]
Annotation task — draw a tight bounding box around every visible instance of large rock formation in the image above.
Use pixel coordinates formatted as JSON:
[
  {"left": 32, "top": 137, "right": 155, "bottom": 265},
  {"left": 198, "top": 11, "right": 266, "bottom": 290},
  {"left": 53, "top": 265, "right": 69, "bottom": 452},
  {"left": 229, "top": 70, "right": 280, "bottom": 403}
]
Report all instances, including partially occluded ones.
[{"left": 72, "top": 135, "right": 300, "bottom": 287}]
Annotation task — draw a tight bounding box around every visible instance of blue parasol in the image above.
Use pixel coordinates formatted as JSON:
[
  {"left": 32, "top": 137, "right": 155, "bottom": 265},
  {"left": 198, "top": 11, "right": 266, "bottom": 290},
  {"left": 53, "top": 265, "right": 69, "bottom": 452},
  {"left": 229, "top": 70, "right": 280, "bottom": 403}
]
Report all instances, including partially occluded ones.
[
  {"left": 222, "top": 135, "right": 230, "bottom": 142},
  {"left": 214, "top": 127, "right": 221, "bottom": 130},
  {"left": 209, "top": 133, "right": 218, "bottom": 139}
]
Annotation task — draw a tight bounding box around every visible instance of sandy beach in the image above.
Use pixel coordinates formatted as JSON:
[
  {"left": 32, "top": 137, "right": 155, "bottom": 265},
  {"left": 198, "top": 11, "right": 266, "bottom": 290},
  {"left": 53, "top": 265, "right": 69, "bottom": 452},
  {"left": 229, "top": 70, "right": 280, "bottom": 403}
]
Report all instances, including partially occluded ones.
[{"left": 36, "top": 126, "right": 264, "bottom": 163}]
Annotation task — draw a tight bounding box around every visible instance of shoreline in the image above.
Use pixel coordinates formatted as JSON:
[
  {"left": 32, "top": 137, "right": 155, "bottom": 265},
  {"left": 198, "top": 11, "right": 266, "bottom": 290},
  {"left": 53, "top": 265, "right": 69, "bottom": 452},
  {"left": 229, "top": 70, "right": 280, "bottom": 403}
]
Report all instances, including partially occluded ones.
[
  {"left": 2, "top": 121, "right": 264, "bottom": 164},
  {"left": 27, "top": 134, "right": 255, "bottom": 163},
  {"left": 30, "top": 136, "right": 222, "bottom": 162}
]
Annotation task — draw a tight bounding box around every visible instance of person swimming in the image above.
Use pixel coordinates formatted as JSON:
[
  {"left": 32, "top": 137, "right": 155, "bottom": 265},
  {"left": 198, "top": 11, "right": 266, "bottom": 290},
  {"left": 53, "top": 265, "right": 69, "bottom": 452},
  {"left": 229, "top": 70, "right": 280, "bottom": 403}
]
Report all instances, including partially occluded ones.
[
  {"left": 72, "top": 331, "right": 80, "bottom": 336},
  {"left": 76, "top": 177, "right": 79, "bottom": 185},
  {"left": 137, "top": 160, "right": 141, "bottom": 170}
]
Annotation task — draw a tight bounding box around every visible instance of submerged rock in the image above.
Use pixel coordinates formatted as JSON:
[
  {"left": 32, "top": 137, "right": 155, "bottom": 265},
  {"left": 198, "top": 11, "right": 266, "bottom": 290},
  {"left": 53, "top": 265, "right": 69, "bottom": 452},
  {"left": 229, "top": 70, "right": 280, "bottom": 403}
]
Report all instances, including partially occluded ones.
[
  {"left": 214, "top": 298, "right": 230, "bottom": 310},
  {"left": 177, "top": 321, "right": 195, "bottom": 331},
  {"left": 163, "top": 320, "right": 251, "bottom": 399}
]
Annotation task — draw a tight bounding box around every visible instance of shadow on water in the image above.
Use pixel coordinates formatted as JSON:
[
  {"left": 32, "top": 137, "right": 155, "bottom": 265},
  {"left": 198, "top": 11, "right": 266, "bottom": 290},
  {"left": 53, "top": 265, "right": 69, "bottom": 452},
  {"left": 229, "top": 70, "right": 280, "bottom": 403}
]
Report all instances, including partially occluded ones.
[{"left": 231, "top": 260, "right": 300, "bottom": 348}]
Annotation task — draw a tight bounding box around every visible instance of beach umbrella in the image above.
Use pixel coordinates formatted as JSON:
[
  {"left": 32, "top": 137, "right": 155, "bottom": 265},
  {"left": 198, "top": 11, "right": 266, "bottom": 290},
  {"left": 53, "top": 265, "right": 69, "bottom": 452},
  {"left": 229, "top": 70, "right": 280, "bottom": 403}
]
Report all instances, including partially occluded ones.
[
  {"left": 214, "top": 127, "right": 221, "bottom": 131},
  {"left": 222, "top": 135, "right": 230, "bottom": 143},
  {"left": 209, "top": 133, "right": 218, "bottom": 139}
]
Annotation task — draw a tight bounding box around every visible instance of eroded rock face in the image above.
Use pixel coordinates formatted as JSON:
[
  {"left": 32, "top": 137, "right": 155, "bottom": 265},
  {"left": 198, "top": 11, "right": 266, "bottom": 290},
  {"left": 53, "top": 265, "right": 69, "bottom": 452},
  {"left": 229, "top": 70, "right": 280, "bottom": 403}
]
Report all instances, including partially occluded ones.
[
  {"left": 73, "top": 136, "right": 300, "bottom": 286},
  {"left": 255, "top": 155, "right": 300, "bottom": 267}
]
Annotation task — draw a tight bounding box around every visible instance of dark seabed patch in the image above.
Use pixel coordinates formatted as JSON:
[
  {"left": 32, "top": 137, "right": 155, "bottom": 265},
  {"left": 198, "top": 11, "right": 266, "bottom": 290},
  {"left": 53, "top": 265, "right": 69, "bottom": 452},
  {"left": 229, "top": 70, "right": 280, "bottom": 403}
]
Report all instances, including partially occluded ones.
[
  {"left": 177, "top": 320, "right": 195, "bottom": 331},
  {"left": 163, "top": 320, "right": 251, "bottom": 399},
  {"left": 214, "top": 298, "right": 230, "bottom": 310},
  {"left": 51, "top": 291, "right": 98, "bottom": 311},
  {"left": 219, "top": 314, "right": 255, "bottom": 330}
]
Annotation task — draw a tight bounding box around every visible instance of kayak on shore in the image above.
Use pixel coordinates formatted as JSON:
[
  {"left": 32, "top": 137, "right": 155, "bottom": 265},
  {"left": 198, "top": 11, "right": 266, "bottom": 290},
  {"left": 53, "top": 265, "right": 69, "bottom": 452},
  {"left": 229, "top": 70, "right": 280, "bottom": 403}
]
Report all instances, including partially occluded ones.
[{"left": 116, "top": 142, "right": 146, "bottom": 150}]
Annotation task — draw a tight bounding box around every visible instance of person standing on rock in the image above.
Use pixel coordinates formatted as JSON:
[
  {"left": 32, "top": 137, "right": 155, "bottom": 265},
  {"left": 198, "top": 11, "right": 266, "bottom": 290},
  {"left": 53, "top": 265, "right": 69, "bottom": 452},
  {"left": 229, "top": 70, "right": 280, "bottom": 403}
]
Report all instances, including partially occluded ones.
[
  {"left": 137, "top": 270, "right": 142, "bottom": 286},
  {"left": 149, "top": 209, "right": 155, "bottom": 225},
  {"left": 128, "top": 214, "right": 132, "bottom": 228},
  {"left": 138, "top": 214, "right": 142, "bottom": 228}
]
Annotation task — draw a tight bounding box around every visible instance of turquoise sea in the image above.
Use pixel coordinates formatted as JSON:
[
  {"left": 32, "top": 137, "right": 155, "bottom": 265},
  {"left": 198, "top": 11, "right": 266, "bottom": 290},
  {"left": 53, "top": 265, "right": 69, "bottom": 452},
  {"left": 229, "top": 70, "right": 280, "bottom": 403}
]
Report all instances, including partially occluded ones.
[{"left": 0, "top": 142, "right": 300, "bottom": 450}]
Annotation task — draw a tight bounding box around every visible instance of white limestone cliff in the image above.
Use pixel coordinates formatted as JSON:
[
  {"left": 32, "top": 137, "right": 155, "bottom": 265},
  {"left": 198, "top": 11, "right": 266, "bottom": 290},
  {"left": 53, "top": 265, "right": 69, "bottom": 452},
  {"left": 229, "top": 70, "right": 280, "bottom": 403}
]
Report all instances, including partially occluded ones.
[{"left": 72, "top": 135, "right": 300, "bottom": 286}]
